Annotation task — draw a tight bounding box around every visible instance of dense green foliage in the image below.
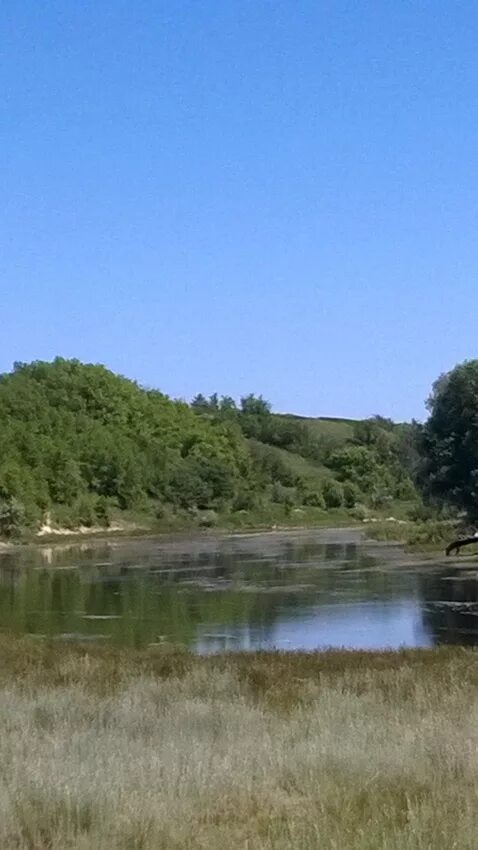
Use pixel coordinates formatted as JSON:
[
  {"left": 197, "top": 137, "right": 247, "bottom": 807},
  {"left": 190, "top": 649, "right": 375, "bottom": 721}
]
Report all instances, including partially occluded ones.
[
  {"left": 420, "top": 360, "right": 478, "bottom": 519},
  {"left": 191, "top": 392, "right": 419, "bottom": 515},
  {"left": 7, "top": 354, "right": 478, "bottom": 541},
  {"left": 0, "top": 359, "right": 421, "bottom": 538},
  {"left": 0, "top": 360, "right": 253, "bottom": 535}
]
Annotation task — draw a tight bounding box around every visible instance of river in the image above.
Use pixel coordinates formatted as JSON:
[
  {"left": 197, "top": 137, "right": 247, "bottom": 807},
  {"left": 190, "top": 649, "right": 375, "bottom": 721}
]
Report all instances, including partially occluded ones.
[{"left": 0, "top": 528, "right": 475, "bottom": 651}]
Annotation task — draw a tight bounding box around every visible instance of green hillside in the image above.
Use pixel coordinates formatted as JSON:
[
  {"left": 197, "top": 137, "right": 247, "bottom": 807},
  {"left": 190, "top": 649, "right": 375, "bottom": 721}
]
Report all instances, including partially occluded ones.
[
  {"left": 194, "top": 397, "right": 418, "bottom": 516},
  {"left": 268, "top": 444, "right": 330, "bottom": 482},
  {"left": 277, "top": 414, "right": 356, "bottom": 445},
  {"left": 0, "top": 360, "right": 420, "bottom": 539}
]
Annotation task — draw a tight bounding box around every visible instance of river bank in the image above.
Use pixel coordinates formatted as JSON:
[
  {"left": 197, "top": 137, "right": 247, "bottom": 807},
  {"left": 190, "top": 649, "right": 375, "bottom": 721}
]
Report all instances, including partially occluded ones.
[
  {"left": 0, "top": 525, "right": 468, "bottom": 575},
  {"left": 0, "top": 522, "right": 450, "bottom": 567},
  {"left": 0, "top": 506, "right": 364, "bottom": 549},
  {"left": 0, "top": 504, "right": 459, "bottom": 558},
  {"left": 0, "top": 635, "right": 477, "bottom": 849}
]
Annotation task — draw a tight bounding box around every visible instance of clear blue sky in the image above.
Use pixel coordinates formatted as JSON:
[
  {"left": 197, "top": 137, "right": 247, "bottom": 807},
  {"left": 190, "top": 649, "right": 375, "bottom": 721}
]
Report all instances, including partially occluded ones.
[{"left": 1, "top": 1, "right": 477, "bottom": 421}]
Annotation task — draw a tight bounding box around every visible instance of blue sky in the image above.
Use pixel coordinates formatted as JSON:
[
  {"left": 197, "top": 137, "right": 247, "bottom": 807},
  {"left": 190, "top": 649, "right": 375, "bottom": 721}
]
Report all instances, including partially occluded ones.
[{"left": 1, "top": 1, "right": 477, "bottom": 421}]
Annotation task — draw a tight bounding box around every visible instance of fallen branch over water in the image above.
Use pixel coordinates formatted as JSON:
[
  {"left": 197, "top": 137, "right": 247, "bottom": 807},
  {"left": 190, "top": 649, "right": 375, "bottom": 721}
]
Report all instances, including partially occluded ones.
[{"left": 445, "top": 535, "right": 478, "bottom": 556}]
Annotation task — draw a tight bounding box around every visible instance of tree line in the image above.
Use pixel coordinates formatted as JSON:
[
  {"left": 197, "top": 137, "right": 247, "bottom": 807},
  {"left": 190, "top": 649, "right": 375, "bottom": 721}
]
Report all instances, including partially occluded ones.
[{"left": 0, "top": 357, "right": 475, "bottom": 538}]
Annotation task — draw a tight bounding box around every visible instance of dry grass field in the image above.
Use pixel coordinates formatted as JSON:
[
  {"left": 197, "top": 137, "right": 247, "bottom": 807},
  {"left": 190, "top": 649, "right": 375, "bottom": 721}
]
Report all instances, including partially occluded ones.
[{"left": 0, "top": 638, "right": 477, "bottom": 849}]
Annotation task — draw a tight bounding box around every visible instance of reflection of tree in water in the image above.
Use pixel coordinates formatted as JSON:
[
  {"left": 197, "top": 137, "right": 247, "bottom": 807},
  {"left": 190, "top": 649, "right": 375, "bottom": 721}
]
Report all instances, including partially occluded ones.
[
  {"left": 0, "top": 536, "right": 417, "bottom": 649},
  {"left": 419, "top": 569, "right": 478, "bottom": 646}
]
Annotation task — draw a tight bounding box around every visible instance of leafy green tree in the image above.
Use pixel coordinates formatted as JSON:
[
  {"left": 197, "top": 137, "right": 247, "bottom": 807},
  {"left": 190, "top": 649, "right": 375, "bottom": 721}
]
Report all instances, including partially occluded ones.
[
  {"left": 47, "top": 455, "right": 84, "bottom": 504},
  {"left": 343, "top": 481, "right": 360, "bottom": 508},
  {"left": 301, "top": 488, "right": 326, "bottom": 509},
  {"left": 271, "top": 481, "right": 297, "bottom": 507},
  {"left": 191, "top": 394, "right": 209, "bottom": 411},
  {"left": 0, "top": 359, "right": 257, "bottom": 533},
  {"left": 240, "top": 394, "right": 271, "bottom": 416},
  {"left": 218, "top": 396, "right": 238, "bottom": 416},
  {"left": 420, "top": 360, "right": 478, "bottom": 517},
  {"left": 0, "top": 497, "right": 25, "bottom": 538},
  {"left": 95, "top": 495, "right": 111, "bottom": 527},
  {"left": 75, "top": 494, "right": 96, "bottom": 527},
  {"left": 329, "top": 446, "right": 382, "bottom": 494},
  {"left": 322, "top": 480, "right": 344, "bottom": 509}
]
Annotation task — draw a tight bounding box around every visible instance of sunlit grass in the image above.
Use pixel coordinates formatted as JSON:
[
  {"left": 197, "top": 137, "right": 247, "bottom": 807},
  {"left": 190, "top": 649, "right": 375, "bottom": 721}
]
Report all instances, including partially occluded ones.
[
  {"left": 0, "top": 637, "right": 477, "bottom": 848},
  {"left": 365, "top": 518, "right": 455, "bottom": 550}
]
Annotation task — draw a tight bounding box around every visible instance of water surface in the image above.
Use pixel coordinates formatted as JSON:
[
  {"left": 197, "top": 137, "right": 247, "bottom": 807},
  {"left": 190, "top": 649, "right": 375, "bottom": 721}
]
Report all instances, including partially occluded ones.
[{"left": 0, "top": 529, "right": 475, "bottom": 651}]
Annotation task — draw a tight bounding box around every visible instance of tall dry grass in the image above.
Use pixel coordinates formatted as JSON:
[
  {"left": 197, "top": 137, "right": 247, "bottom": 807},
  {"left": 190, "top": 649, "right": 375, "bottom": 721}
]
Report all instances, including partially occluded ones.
[{"left": 0, "top": 638, "right": 477, "bottom": 848}]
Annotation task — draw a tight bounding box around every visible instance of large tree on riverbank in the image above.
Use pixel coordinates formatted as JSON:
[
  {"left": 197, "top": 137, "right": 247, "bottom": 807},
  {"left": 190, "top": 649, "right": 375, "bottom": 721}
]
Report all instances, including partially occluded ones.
[{"left": 421, "top": 360, "right": 478, "bottom": 518}]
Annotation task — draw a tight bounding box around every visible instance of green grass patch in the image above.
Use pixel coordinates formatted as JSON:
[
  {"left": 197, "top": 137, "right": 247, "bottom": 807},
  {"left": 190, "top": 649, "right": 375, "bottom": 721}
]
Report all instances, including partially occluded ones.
[
  {"left": 365, "top": 518, "right": 455, "bottom": 550},
  {"left": 278, "top": 414, "right": 356, "bottom": 444}
]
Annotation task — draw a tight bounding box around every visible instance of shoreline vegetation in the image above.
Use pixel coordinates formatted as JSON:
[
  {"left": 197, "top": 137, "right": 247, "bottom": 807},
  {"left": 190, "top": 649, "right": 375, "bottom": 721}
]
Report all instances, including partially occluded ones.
[
  {"left": 1, "top": 505, "right": 365, "bottom": 545},
  {"left": 0, "top": 635, "right": 477, "bottom": 849},
  {"left": 0, "top": 358, "right": 424, "bottom": 544},
  {"left": 1, "top": 356, "right": 478, "bottom": 556},
  {"left": 0, "top": 513, "right": 463, "bottom": 558}
]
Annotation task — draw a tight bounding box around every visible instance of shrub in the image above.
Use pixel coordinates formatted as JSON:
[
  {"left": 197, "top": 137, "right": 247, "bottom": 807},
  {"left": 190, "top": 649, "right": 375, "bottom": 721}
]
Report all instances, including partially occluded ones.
[
  {"left": 272, "top": 482, "right": 298, "bottom": 506},
  {"left": 95, "top": 496, "right": 111, "bottom": 527},
  {"left": 198, "top": 510, "right": 219, "bottom": 528},
  {"left": 407, "top": 502, "right": 438, "bottom": 523},
  {"left": 369, "top": 487, "right": 393, "bottom": 509},
  {"left": 343, "top": 481, "right": 360, "bottom": 508},
  {"left": 302, "top": 488, "right": 326, "bottom": 509},
  {"left": 352, "top": 503, "right": 368, "bottom": 521},
  {"left": 232, "top": 486, "right": 262, "bottom": 512},
  {"left": 75, "top": 495, "right": 96, "bottom": 527},
  {"left": 0, "top": 498, "right": 25, "bottom": 538},
  {"left": 322, "top": 480, "right": 344, "bottom": 509},
  {"left": 406, "top": 520, "right": 452, "bottom": 547}
]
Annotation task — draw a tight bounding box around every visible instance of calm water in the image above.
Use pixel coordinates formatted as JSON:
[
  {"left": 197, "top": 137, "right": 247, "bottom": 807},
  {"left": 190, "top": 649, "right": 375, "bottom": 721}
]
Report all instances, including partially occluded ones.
[{"left": 0, "top": 529, "right": 476, "bottom": 652}]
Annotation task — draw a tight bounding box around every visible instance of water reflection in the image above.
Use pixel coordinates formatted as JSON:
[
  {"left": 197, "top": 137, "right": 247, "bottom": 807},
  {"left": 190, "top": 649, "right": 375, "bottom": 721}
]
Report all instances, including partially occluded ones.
[
  {"left": 419, "top": 568, "right": 478, "bottom": 646},
  {"left": 0, "top": 531, "right": 477, "bottom": 650}
]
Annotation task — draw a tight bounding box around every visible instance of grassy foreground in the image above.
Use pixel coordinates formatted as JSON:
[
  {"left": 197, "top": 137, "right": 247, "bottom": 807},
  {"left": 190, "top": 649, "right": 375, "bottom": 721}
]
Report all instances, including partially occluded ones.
[{"left": 1, "top": 639, "right": 478, "bottom": 849}]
